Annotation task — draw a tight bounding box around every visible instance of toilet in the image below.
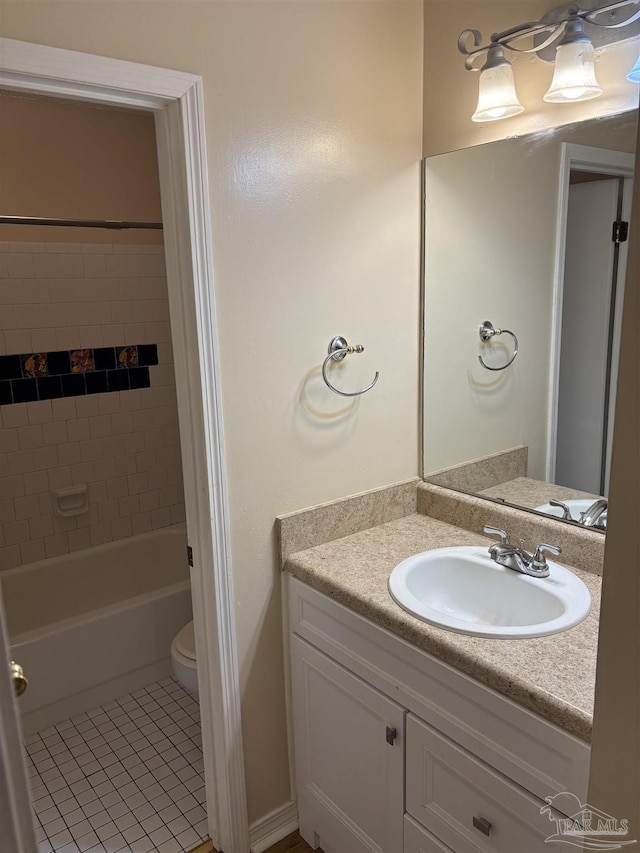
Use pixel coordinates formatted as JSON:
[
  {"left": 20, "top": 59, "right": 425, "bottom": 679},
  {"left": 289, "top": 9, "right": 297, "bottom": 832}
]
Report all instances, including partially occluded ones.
[{"left": 171, "top": 621, "right": 199, "bottom": 697}]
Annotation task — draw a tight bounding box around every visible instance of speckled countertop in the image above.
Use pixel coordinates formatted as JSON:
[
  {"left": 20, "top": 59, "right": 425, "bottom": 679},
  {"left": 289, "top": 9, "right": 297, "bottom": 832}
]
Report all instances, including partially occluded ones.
[{"left": 285, "top": 513, "right": 600, "bottom": 743}]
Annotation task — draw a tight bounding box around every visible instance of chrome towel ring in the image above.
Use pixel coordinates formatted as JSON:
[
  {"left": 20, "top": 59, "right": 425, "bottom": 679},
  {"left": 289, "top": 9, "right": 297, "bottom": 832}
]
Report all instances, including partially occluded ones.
[
  {"left": 322, "top": 336, "right": 380, "bottom": 397},
  {"left": 478, "top": 320, "right": 518, "bottom": 371}
]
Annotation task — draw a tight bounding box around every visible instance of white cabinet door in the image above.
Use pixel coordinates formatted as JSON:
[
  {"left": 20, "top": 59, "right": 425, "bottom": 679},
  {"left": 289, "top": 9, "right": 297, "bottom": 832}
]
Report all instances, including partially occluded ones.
[{"left": 291, "top": 636, "right": 405, "bottom": 853}]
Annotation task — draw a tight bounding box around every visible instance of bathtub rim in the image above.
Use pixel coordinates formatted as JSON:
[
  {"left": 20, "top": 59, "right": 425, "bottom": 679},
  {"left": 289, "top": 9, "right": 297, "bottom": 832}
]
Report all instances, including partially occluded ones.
[
  {"left": 10, "top": 578, "right": 191, "bottom": 647},
  {"left": 0, "top": 521, "right": 187, "bottom": 583}
]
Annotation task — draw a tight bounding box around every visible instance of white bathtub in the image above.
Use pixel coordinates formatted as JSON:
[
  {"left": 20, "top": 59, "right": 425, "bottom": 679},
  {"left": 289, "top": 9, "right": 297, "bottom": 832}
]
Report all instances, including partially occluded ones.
[{"left": 2, "top": 524, "right": 192, "bottom": 734}]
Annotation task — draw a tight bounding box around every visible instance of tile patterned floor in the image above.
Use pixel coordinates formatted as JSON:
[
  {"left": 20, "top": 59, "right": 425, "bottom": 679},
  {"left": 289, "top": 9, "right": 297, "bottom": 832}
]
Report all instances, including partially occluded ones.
[{"left": 24, "top": 677, "right": 207, "bottom": 853}]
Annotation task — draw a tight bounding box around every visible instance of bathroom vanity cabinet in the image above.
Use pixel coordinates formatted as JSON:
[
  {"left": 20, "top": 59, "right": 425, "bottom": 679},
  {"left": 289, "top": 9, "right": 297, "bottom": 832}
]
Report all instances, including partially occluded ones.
[{"left": 288, "top": 575, "right": 590, "bottom": 853}]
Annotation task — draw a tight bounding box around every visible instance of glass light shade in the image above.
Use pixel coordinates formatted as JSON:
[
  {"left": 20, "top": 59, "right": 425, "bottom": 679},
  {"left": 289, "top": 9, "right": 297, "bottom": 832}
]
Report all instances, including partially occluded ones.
[
  {"left": 626, "top": 53, "right": 640, "bottom": 83},
  {"left": 471, "top": 58, "right": 524, "bottom": 122},
  {"left": 544, "top": 39, "right": 602, "bottom": 103}
]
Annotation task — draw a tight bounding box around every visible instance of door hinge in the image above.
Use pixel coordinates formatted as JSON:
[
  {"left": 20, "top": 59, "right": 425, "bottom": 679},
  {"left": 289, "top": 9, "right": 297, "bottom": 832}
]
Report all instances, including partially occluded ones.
[
  {"left": 187, "top": 546, "right": 193, "bottom": 567},
  {"left": 613, "top": 220, "right": 629, "bottom": 243}
]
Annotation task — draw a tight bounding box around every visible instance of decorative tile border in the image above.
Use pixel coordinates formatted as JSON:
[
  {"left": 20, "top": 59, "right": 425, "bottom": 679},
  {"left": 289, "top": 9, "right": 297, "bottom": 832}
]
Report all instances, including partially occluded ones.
[{"left": 0, "top": 344, "right": 158, "bottom": 405}]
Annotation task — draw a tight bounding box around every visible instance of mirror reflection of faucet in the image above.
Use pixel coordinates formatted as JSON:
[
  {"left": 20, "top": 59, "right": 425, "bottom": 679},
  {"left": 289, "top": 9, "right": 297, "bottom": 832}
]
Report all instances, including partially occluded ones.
[
  {"left": 549, "top": 499, "right": 571, "bottom": 520},
  {"left": 579, "top": 499, "right": 608, "bottom": 528},
  {"left": 483, "top": 525, "right": 561, "bottom": 579},
  {"left": 545, "top": 498, "right": 607, "bottom": 530}
]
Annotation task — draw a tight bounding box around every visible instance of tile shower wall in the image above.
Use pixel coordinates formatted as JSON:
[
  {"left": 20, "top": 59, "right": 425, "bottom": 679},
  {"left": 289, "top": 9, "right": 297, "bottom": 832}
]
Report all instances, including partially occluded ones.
[{"left": 0, "top": 241, "right": 185, "bottom": 571}]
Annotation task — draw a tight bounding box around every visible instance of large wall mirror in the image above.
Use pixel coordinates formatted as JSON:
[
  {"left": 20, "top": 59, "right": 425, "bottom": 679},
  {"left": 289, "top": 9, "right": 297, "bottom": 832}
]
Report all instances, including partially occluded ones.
[{"left": 422, "top": 109, "right": 638, "bottom": 533}]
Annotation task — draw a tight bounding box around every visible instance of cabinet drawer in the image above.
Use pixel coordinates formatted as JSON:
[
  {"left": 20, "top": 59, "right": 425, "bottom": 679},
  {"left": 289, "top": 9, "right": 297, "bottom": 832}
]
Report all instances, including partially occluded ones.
[
  {"left": 404, "top": 815, "right": 454, "bottom": 853},
  {"left": 406, "top": 714, "right": 570, "bottom": 853}
]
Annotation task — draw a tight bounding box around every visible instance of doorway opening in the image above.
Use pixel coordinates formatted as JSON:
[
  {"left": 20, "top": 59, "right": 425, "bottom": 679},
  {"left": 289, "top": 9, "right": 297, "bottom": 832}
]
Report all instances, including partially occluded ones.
[
  {"left": 0, "top": 88, "right": 210, "bottom": 853},
  {"left": 548, "top": 143, "right": 634, "bottom": 501},
  {"left": 0, "top": 38, "right": 248, "bottom": 853}
]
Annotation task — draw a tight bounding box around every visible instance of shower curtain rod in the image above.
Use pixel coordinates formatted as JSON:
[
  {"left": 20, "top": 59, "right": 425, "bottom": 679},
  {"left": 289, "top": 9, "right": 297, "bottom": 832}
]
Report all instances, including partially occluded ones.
[{"left": 0, "top": 215, "right": 163, "bottom": 230}]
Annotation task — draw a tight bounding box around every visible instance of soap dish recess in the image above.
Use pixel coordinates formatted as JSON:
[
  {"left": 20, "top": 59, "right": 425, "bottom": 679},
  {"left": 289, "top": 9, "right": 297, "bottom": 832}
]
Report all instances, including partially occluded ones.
[{"left": 53, "top": 485, "right": 89, "bottom": 517}]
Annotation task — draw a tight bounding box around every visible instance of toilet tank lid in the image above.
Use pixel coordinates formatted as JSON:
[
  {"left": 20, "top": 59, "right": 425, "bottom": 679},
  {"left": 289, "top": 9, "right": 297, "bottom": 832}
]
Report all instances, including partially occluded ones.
[{"left": 175, "top": 621, "right": 196, "bottom": 660}]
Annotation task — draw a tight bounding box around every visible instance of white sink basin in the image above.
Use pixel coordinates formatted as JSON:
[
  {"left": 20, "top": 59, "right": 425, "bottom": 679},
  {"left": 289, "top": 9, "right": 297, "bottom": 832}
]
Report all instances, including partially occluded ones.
[
  {"left": 388, "top": 546, "right": 591, "bottom": 639},
  {"left": 535, "top": 499, "right": 607, "bottom": 528}
]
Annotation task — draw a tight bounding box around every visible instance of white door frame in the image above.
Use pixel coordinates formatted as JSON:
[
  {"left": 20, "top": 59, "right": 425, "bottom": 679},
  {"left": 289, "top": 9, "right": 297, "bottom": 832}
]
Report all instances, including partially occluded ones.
[
  {"left": 0, "top": 38, "right": 249, "bottom": 853},
  {"left": 546, "top": 142, "right": 634, "bottom": 484}
]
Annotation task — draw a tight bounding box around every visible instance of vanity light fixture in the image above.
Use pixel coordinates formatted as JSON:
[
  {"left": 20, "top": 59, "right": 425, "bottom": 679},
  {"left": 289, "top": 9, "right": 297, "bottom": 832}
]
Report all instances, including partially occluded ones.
[
  {"left": 459, "top": 0, "right": 640, "bottom": 122},
  {"left": 471, "top": 46, "right": 524, "bottom": 122},
  {"left": 543, "top": 16, "right": 602, "bottom": 102}
]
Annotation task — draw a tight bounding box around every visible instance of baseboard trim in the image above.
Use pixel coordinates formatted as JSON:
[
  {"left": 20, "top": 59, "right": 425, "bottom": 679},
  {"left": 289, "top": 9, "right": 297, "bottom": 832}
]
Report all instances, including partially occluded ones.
[{"left": 249, "top": 800, "right": 299, "bottom": 853}]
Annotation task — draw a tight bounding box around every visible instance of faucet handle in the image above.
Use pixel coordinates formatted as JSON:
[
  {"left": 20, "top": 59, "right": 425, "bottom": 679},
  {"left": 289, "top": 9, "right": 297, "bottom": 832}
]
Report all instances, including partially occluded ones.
[
  {"left": 549, "top": 500, "right": 571, "bottom": 520},
  {"left": 532, "top": 542, "right": 561, "bottom": 570},
  {"left": 483, "top": 525, "right": 510, "bottom": 544}
]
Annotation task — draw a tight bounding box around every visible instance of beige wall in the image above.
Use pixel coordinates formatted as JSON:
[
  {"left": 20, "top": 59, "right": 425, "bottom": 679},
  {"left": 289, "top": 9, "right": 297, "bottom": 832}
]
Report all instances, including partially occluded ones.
[
  {"left": 424, "top": 0, "right": 640, "bottom": 156},
  {"left": 0, "top": 93, "right": 162, "bottom": 244},
  {"left": 0, "top": 0, "right": 424, "bottom": 824}
]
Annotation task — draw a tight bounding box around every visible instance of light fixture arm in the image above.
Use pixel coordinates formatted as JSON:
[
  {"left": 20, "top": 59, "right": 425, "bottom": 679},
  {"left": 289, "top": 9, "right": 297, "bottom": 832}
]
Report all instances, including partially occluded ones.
[
  {"left": 584, "top": 0, "right": 640, "bottom": 27},
  {"left": 460, "top": 24, "right": 567, "bottom": 70},
  {"left": 459, "top": 0, "right": 640, "bottom": 69}
]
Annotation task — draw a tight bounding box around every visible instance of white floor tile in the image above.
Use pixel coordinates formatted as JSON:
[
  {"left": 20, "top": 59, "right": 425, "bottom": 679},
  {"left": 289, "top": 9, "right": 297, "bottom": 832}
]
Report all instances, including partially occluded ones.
[
  {"left": 156, "top": 841, "right": 181, "bottom": 853},
  {"left": 114, "top": 812, "right": 138, "bottom": 833},
  {"left": 49, "top": 828, "right": 74, "bottom": 850},
  {"left": 61, "top": 806, "right": 85, "bottom": 826},
  {"left": 121, "top": 823, "right": 147, "bottom": 844},
  {"left": 57, "top": 843, "right": 81, "bottom": 853},
  {"left": 176, "top": 827, "right": 200, "bottom": 850},
  {"left": 106, "top": 801, "right": 130, "bottom": 820},
  {"left": 102, "top": 832, "right": 127, "bottom": 853},
  {"left": 148, "top": 825, "right": 172, "bottom": 846},
  {"left": 166, "top": 815, "right": 190, "bottom": 837},
  {"left": 95, "top": 821, "right": 119, "bottom": 843},
  {"left": 42, "top": 817, "right": 66, "bottom": 837},
  {"left": 37, "top": 804, "right": 59, "bottom": 823},
  {"left": 158, "top": 805, "right": 181, "bottom": 825},
  {"left": 140, "top": 814, "right": 163, "bottom": 834},
  {"left": 29, "top": 678, "right": 206, "bottom": 853},
  {"left": 88, "top": 812, "right": 111, "bottom": 831},
  {"left": 76, "top": 830, "right": 100, "bottom": 853},
  {"left": 69, "top": 820, "right": 93, "bottom": 840},
  {"left": 129, "top": 837, "right": 154, "bottom": 853},
  {"left": 124, "top": 791, "right": 147, "bottom": 810}
]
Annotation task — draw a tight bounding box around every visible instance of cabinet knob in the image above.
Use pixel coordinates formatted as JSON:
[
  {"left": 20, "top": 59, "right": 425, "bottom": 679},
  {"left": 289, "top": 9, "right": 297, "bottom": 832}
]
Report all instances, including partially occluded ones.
[
  {"left": 473, "top": 816, "right": 492, "bottom": 836},
  {"left": 385, "top": 726, "right": 397, "bottom": 745}
]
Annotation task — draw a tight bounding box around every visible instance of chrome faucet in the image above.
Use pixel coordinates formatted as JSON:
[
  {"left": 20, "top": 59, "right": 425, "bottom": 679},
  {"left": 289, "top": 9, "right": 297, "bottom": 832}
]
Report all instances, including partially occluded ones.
[
  {"left": 483, "top": 525, "right": 561, "bottom": 579},
  {"left": 579, "top": 499, "right": 608, "bottom": 529}
]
